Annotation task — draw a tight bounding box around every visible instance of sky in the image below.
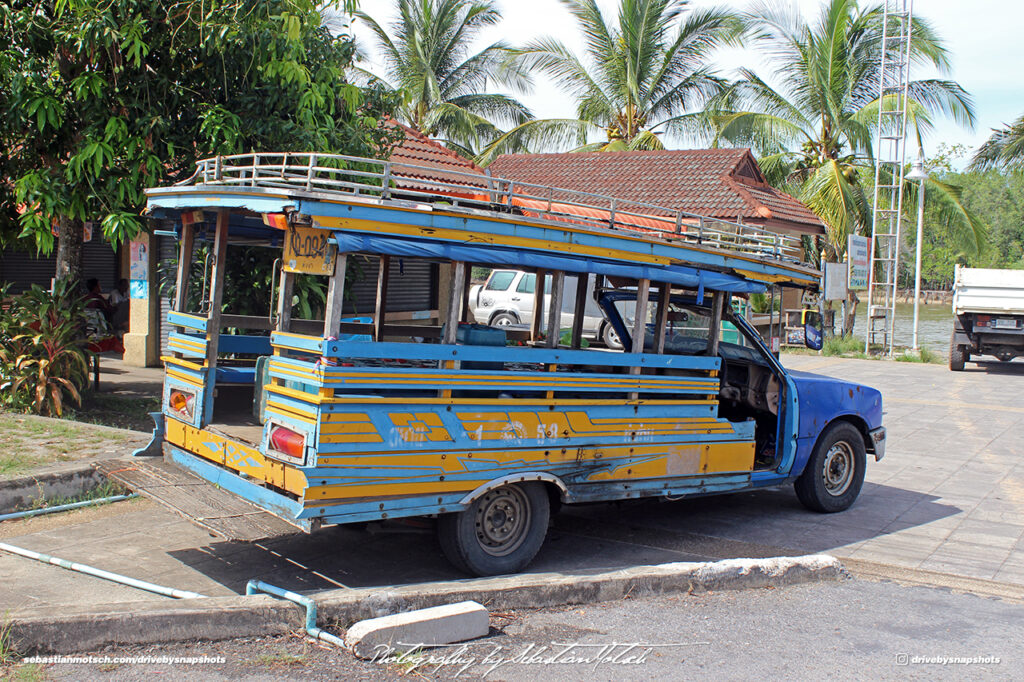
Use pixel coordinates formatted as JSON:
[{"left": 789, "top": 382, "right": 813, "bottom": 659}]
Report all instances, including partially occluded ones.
[{"left": 351, "top": 0, "right": 1024, "bottom": 168}]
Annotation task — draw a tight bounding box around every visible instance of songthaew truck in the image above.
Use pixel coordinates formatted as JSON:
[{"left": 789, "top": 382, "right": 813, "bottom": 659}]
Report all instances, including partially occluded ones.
[{"left": 950, "top": 265, "right": 1024, "bottom": 370}]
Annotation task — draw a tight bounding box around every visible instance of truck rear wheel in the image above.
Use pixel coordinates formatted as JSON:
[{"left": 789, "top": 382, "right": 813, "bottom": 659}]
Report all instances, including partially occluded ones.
[
  {"left": 949, "top": 332, "right": 966, "bottom": 371},
  {"left": 795, "top": 421, "right": 866, "bottom": 513},
  {"left": 438, "top": 482, "right": 549, "bottom": 576}
]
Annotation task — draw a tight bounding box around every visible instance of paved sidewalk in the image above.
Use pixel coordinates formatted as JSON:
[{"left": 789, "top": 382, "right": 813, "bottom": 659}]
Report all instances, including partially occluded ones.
[{"left": 1, "top": 356, "right": 1022, "bottom": 613}]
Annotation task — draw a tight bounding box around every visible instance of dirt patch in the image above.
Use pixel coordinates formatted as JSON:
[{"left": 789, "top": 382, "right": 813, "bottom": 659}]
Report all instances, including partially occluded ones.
[{"left": 0, "top": 414, "right": 147, "bottom": 478}]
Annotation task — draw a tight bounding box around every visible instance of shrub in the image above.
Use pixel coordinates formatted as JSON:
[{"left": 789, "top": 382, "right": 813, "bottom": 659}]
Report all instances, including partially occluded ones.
[{"left": 0, "top": 281, "right": 92, "bottom": 416}]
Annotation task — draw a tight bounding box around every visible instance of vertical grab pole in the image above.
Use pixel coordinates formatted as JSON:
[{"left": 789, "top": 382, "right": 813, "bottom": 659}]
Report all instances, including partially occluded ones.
[
  {"left": 544, "top": 271, "right": 565, "bottom": 399},
  {"left": 653, "top": 283, "right": 671, "bottom": 356},
  {"left": 173, "top": 222, "right": 195, "bottom": 313},
  {"left": 530, "top": 269, "right": 547, "bottom": 343},
  {"left": 373, "top": 255, "right": 390, "bottom": 342},
  {"left": 570, "top": 273, "right": 589, "bottom": 350}
]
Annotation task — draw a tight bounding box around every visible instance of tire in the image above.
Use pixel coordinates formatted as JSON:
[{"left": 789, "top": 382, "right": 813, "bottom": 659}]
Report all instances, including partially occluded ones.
[
  {"left": 949, "top": 333, "right": 966, "bottom": 371},
  {"left": 794, "top": 421, "right": 866, "bottom": 513},
  {"left": 601, "top": 322, "right": 624, "bottom": 350},
  {"left": 489, "top": 312, "right": 519, "bottom": 327},
  {"left": 437, "top": 482, "right": 550, "bottom": 576}
]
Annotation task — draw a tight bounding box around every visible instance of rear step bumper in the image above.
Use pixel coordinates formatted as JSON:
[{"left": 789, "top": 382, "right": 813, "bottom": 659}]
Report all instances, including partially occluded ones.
[{"left": 98, "top": 446, "right": 309, "bottom": 542}]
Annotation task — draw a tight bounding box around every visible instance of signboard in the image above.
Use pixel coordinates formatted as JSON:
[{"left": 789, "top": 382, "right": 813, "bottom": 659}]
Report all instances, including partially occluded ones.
[
  {"left": 847, "top": 235, "right": 869, "bottom": 290},
  {"left": 823, "top": 262, "right": 848, "bottom": 301},
  {"left": 129, "top": 240, "right": 149, "bottom": 299},
  {"left": 283, "top": 225, "right": 337, "bottom": 275}
]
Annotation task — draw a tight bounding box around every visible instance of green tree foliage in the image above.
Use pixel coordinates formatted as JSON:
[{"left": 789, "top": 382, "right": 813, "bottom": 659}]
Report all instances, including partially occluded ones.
[
  {"left": 712, "top": 0, "right": 979, "bottom": 262},
  {"left": 476, "top": 0, "right": 739, "bottom": 165},
  {"left": 355, "top": 0, "right": 532, "bottom": 157},
  {"left": 970, "top": 113, "right": 1024, "bottom": 172},
  {"left": 0, "top": 0, "right": 396, "bottom": 282}
]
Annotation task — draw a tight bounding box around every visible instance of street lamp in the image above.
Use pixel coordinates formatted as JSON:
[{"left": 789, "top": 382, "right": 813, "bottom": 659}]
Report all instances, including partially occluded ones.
[{"left": 906, "top": 153, "right": 928, "bottom": 352}]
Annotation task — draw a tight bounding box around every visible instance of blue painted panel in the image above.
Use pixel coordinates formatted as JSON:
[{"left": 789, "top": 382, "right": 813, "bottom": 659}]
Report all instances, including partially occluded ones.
[
  {"left": 147, "top": 189, "right": 292, "bottom": 215},
  {"left": 287, "top": 338, "right": 722, "bottom": 371},
  {"left": 168, "top": 311, "right": 207, "bottom": 332},
  {"left": 219, "top": 335, "right": 274, "bottom": 355},
  {"left": 215, "top": 366, "right": 258, "bottom": 384}
]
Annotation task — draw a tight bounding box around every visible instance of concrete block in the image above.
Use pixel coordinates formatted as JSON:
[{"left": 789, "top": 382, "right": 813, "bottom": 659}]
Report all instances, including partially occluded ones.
[{"left": 345, "top": 600, "right": 489, "bottom": 659}]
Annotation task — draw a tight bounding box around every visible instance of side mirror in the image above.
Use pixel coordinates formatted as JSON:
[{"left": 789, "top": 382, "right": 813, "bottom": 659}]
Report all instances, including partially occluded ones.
[{"left": 804, "top": 311, "right": 824, "bottom": 351}]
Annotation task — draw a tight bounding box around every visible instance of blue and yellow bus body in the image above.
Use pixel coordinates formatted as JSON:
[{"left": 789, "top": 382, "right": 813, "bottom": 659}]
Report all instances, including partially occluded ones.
[{"left": 142, "top": 153, "right": 883, "bottom": 575}]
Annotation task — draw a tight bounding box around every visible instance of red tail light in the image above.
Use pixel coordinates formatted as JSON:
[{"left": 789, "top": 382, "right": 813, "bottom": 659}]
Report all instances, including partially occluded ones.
[
  {"left": 270, "top": 425, "right": 305, "bottom": 459},
  {"left": 977, "top": 315, "right": 991, "bottom": 327}
]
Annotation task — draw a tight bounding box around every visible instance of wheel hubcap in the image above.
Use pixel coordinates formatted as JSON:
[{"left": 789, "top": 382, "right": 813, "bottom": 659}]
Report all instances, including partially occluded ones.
[
  {"left": 822, "top": 441, "right": 854, "bottom": 496},
  {"left": 494, "top": 317, "right": 513, "bottom": 326},
  {"left": 475, "top": 486, "right": 530, "bottom": 557}
]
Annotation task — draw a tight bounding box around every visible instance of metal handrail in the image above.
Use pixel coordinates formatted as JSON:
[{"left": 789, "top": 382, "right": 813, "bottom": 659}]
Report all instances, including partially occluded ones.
[{"left": 175, "top": 152, "right": 806, "bottom": 263}]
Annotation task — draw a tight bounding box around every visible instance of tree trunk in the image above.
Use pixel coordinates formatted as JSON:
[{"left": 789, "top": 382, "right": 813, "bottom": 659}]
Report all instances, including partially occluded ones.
[
  {"left": 55, "top": 216, "right": 83, "bottom": 286},
  {"left": 843, "top": 289, "right": 859, "bottom": 336}
]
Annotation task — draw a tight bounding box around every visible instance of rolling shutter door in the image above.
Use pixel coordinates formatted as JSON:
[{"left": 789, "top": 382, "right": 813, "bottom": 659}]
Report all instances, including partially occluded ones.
[
  {"left": 343, "top": 257, "right": 436, "bottom": 315},
  {"left": 0, "top": 236, "right": 117, "bottom": 294}
]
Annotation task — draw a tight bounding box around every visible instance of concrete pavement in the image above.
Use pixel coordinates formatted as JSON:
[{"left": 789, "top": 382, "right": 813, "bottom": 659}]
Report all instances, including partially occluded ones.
[{"left": 1, "top": 355, "right": 1023, "bottom": 615}]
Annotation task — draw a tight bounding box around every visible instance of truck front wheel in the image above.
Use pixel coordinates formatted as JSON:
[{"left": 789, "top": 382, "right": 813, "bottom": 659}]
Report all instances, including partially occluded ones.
[
  {"left": 949, "top": 332, "right": 967, "bottom": 371},
  {"left": 795, "top": 422, "right": 866, "bottom": 513},
  {"left": 438, "top": 482, "right": 550, "bottom": 576}
]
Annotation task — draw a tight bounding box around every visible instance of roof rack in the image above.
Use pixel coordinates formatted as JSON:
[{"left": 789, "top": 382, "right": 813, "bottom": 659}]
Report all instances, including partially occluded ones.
[{"left": 177, "top": 152, "right": 807, "bottom": 263}]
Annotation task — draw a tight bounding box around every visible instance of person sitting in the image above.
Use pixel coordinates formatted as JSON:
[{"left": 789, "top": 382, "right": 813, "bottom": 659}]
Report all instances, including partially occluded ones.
[
  {"left": 84, "top": 278, "right": 115, "bottom": 324},
  {"left": 108, "top": 278, "right": 130, "bottom": 332}
]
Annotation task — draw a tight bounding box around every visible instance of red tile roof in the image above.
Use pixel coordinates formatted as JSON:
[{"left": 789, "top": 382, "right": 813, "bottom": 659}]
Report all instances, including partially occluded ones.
[
  {"left": 488, "top": 149, "right": 824, "bottom": 235},
  {"left": 383, "top": 119, "right": 490, "bottom": 191}
]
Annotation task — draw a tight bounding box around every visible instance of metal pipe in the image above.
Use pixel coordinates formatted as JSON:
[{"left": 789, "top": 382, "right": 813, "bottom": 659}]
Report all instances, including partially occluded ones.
[
  {"left": 246, "top": 580, "right": 346, "bottom": 647},
  {"left": 0, "top": 494, "right": 138, "bottom": 522},
  {"left": 0, "top": 541, "right": 207, "bottom": 599}
]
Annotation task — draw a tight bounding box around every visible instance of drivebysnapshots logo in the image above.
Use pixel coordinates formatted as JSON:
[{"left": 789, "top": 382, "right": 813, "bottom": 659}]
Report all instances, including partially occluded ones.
[
  {"left": 895, "top": 653, "right": 1001, "bottom": 666},
  {"left": 368, "top": 640, "right": 708, "bottom": 676}
]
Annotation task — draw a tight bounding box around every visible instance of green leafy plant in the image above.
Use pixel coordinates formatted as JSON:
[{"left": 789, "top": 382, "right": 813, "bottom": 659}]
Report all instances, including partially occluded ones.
[{"left": 0, "top": 281, "right": 91, "bottom": 416}]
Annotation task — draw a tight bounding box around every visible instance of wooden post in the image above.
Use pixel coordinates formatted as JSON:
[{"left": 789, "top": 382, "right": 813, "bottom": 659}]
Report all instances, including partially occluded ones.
[
  {"left": 202, "top": 209, "right": 230, "bottom": 425},
  {"left": 570, "top": 273, "right": 589, "bottom": 349},
  {"left": 630, "top": 278, "right": 650, "bottom": 356},
  {"left": 441, "top": 261, "right": 465, "bottom": 398},
  {"left": 173, "top": 222, "right": 195, "bottom": 313},
  {"left": 653, "top": 282, "right": 671, "bottom": 355},
  {"left": 545, "top": 271, "right": 564, "bottom": 348},
  {"left": 461, "top": 264, "right": 473, "bottom": 323},
  {"left": 708, "top": 292, "right": 725, "bottom": 357},
  {"left": 373, "top": 255, "right": 390, "bottom": 341},
  {"left": 323, "top": 253, "right": 348, "bottom": 339},
  {"left": 530, "top": 269, "right": 547, "bottom": 343},
  {"left": 627, "top": 278, "right": 651, "bottom": 400},
  {"left": 443, "top": 261, "right": 466, "bottom": 346}
]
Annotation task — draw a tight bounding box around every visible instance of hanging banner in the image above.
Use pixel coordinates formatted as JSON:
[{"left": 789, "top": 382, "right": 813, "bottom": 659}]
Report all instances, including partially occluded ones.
[
  {"left": 847, "top": 235, "right": 869, "bottom": 290},
  {"left": 283, "top": 224, "right": 337, "bottom": 275}
]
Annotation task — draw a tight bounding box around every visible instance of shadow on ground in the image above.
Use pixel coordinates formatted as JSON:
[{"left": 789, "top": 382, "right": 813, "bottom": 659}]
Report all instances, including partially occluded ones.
[{"left": 167, "top": 481, "right": 959, "bottom": 594}]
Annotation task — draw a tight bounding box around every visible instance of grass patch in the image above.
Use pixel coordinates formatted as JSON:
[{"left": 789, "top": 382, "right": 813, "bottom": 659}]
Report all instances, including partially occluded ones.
[
  {"left": 0, "top": 616, "right": 16, "bottom": 664},
  {"left": 894, "top": 347, "right": 944, "bottom": 364},
  {"left": 823, "top": 335, "right": 871, "bottom": 357},
  {"left": 0, "top": 412, "right": 139, "bottom": 477},
  {"left": 62, "top": 393, "right": 161, "bottom": 432},
  {"left": 22, "top": 479, "right": 131, "bottom": 513},
  {"left": 8, "top": 664, "right": 46, "bottom": 681}
]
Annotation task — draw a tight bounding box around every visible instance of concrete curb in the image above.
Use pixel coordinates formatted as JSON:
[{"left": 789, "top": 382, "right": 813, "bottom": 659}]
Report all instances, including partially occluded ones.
[
  {"left": 0, "top": 465, "right": 105, "bottom": 514},
  {"left": 9, "top": 554, "right": 843, "bottom": 654}
]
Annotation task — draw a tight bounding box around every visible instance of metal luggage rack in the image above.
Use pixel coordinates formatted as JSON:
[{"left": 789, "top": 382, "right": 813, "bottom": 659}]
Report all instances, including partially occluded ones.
[{"left": 177, "top": 152, "right": 806, "bottom": 263}]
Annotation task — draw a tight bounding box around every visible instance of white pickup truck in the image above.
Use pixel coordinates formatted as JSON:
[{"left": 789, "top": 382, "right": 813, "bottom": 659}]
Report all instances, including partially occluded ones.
[{"left": 950, "top": 265, "right": 1024, "bottom": 370}]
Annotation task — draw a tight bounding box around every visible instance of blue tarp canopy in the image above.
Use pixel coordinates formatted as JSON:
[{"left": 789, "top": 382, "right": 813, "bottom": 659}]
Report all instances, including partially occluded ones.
[{"left": 329, "top": 232, "right": 766, "bottom": 294}]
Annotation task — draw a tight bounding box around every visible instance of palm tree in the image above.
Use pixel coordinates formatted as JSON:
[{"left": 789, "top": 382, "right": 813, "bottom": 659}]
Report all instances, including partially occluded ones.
[
  {"left": 713, "top": 0, "right": 981, "bottom": 261},
  {"left": 355, "top": 0, "right": 533, "bottom": 157},
  {"left": 970, "top": 114, "right": 1024, "bottom": 171},
  {"left": 475, "top": 0, "right": 739, "bottom": 166}
]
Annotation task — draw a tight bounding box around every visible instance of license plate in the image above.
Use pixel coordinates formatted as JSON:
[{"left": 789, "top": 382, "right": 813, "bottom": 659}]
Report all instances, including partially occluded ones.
[{"left": 994, "top": 318, "right": 1018, "bottom": 329}]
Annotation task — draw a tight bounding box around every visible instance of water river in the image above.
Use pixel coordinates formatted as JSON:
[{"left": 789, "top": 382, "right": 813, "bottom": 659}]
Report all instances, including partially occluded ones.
[{"left": 850, "top": 302, "right": 954, "bottom": 354}]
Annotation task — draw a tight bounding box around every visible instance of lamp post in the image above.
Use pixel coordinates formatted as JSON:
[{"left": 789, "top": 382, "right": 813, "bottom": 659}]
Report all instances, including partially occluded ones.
[{"left": 906, "top": 153, "right": 928, "bottom": 352}]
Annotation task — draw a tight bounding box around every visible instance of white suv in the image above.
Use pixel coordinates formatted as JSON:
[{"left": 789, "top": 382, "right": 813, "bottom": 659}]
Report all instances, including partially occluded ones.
[{"left": 468, "top": 269, "right": 622, "bottom": 347}]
